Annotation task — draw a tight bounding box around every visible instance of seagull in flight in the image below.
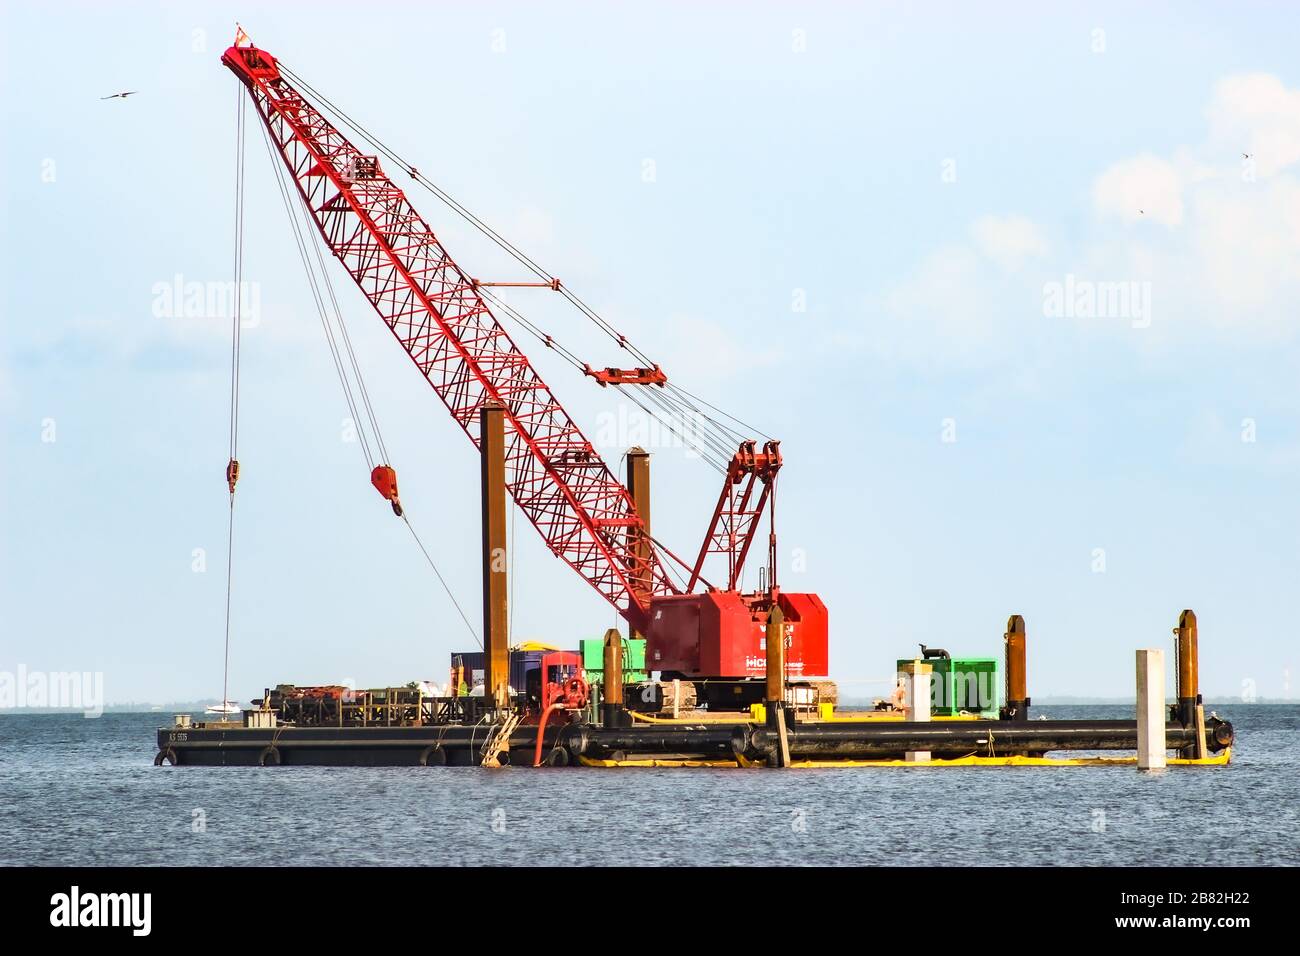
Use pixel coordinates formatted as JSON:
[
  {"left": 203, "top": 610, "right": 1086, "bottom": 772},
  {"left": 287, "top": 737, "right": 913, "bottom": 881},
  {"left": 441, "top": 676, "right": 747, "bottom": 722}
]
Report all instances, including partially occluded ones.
[{"left": 100, "top": 91, "right": 138, "bottom": 101}]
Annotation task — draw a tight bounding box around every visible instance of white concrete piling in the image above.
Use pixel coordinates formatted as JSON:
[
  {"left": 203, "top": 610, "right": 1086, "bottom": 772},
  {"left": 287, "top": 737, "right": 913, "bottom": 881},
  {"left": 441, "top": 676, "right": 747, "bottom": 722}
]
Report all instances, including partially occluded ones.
[
  {"left": 1136, "top": 648, "right": 1167, "bottom": 770},
  {"left": 901, "top": 660, "right": 932, "bottom": 763}
]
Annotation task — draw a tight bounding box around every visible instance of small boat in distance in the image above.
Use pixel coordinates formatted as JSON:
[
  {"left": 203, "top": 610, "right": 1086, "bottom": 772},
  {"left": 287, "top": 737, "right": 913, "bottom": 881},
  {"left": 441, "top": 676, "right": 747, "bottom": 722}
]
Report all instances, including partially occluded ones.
[{"left": 204, "top": 700, "right": 241, "bottom": 716}]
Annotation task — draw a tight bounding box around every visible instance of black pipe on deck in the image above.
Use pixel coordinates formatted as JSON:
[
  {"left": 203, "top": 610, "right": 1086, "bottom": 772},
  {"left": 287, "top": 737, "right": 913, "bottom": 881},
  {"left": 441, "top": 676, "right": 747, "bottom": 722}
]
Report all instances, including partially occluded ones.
[
  {"left": 748, "top": 718, "right": 1233, "bottom": 760},
  {"left": 568, "top": 718, "right": 1232, "bottom": 762},
  {"left": 567, "top": 725, "right": 751, "bottom": 760}
]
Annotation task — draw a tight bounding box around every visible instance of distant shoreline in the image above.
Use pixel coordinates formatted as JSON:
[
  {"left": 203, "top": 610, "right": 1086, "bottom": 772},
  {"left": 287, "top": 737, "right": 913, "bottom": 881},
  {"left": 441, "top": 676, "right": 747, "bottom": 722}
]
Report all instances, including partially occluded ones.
[{"left": 2, "top": 697, "right": 1296, "bottom": 715}]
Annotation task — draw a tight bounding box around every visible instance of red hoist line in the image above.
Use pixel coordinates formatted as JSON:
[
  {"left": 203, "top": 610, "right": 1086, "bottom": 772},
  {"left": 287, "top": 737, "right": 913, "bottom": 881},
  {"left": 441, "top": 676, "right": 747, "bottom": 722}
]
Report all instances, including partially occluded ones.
[{"left": 221, "top": 42, "right": 681, "bottom": 633}]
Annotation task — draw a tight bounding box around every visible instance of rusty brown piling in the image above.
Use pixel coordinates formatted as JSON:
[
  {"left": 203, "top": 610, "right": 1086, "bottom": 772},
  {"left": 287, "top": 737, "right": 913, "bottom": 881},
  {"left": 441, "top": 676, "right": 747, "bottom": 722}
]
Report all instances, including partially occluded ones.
[
  {"left": 765, "top": 603, "right": 786, "bottom": 705},
  {"left": 602, "top": 628, "right": 625, "bottom": 727},
  {"left": 1001, "top": 614, "right": 1030, "bottom": 721},
  {"left": 480, "top": 401, "right": 509, "bottom": 710},
  {"left": 1175, "top": 609, "right": 1200, "bottom": 727},
  {"left": 764, "top": 602, "right": 792, "bottom": 765},
  {"left": 626, "top": 447, "right": 651, "bottom": 639}
]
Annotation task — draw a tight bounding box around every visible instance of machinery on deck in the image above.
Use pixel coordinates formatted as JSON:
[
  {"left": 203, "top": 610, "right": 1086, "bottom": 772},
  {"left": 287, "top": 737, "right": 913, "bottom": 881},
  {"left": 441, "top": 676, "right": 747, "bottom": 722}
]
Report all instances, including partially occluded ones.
[{"left": 220, "top": 38, "right": 829, "bottom": 707}]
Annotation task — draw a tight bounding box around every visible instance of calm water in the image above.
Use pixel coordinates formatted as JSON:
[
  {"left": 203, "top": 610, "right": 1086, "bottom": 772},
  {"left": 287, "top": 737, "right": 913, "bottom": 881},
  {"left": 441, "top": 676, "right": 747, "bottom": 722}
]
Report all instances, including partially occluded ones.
[{"left": 1, "top": 706, "right": 1296, "bottom": 866}]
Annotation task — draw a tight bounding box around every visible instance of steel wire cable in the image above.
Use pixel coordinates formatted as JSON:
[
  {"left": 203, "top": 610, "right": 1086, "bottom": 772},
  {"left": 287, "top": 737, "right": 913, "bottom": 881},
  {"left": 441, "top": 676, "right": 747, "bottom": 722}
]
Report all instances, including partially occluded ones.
[
  {"left": 401, "top": 514, "right": 481, "bottom": 648},
  {"left": 476, "top": 287, "right": 586, "bottom": 372},
  {"left": 256, "top": 109, "right": 481, "bottom": 642},
  {"left": 221, "top": 87, "right": 248, "bottom": 717},
  {"left": 615, "top": 388, "right": 727, "bottom": 474},
  {"left": 279, "top": 64, "right": 775, "bottom": 469},
  {"left": 282, "top": 65, "right": 656, "bottom": 362},
  {"left": 269, "top": 63, "right": 799, "bottom": 601},
  {"left": 277, "top": 65, "right": 754, "bottom": 392},
  {"left": 667, "top": 382, "right": 771, "bottom": 443},
  {"left": 638, "top": 385, "right": 743, "bottom": 463},
  {"left": 299, "top": 190, "right": 391, "bottom": 465},
  {"left": 482, "top": 284, "right": 730, "bottom": 471},
  {"left": 257, "top": 117, "right": 377, "bottom": 469},
  {"left": 635, "top": 385, "right": 736, "bottom": 466}
]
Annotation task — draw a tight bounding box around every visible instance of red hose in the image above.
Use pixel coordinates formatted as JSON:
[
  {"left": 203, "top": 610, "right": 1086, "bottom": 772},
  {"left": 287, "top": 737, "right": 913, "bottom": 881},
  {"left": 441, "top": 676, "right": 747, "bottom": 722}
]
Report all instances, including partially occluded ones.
[{"left": 533, "top": 704, "right": 564, "bottom": 767}]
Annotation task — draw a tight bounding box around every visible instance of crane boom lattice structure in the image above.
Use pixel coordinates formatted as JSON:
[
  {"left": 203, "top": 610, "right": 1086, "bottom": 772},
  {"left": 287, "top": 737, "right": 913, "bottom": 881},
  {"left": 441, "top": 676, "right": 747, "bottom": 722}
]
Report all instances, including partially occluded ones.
[
  {"left": 222, "top": 44, "right": 676, "bottom": 632},
  {"left": 221, "top": 39, "right": 828, "bottom": 687}
]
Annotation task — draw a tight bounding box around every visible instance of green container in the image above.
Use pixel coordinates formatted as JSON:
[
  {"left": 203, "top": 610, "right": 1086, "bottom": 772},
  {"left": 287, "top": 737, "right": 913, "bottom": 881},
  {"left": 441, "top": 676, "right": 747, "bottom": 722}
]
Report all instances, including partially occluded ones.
[
  {"left": 895, "top": 657, "right": 1000, "bottom": 717},
  {"left": 583, "top": 637, "right": 647, "bottom": 684}
]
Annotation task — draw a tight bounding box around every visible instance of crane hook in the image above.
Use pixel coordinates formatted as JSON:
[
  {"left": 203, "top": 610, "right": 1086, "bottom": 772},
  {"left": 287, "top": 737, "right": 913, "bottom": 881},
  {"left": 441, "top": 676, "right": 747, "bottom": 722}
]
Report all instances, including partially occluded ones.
[
  {"left": 370, "top": 464, "right": 403, "bottom": 516},
  {"left": 226, "top": 458, "right": 240, "bottom": 495}
]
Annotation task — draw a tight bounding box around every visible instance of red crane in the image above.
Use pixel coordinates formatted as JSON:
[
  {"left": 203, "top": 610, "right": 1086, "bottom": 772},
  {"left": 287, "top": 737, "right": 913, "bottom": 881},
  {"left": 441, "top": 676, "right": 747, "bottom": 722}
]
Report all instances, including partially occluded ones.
[{"left": 221, "top": 40, "right": 827, "bottom": 689}]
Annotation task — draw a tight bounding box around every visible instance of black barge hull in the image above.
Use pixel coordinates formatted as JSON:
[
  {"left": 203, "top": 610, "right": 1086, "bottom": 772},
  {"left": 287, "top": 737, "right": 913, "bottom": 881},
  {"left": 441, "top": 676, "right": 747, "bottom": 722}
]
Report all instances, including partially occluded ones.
[
  {"left": 155, "top": 724, "right": 573, "bottom": 767},
  {"left": 157, "top": 716, "right": 1232, "bottom": 767}
]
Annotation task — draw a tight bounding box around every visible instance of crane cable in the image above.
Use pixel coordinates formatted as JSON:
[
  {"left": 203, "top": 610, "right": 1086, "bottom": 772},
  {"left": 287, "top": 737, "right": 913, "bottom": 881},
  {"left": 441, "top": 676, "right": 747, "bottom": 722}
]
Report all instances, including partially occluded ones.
[
  {"left": 400, "top": 513, "right": 481, "bottom": 648},
  {"left": 256, "top": 117, "right": 381, "bottom": 471},
  {"left": 272, "top": 64, "right": 779, "bottom": 590},
  {"left": 281, "top": 63, "right": 738, "bottom": 471},
  {"left": 254, "top": 107, "right": 481, "bottom": 648},
  {"left": 303, "top": 181, "right": 391, "bottom": 467},
  {"left": 279, "top": 66, "right": 656, "bottom": 366},
  {"left": 479, "top": 286, "right": 737, "bottom": 472},
  {"left": 278, "top": 63, "right": 761, "bottom": 449},
  {"left": 663, "top": 382, "right": 771, "bottom": 443},
  {"left": 221, "top": 87, "right": 247, "bottom": 716},
  {"left": 477, "top": 285, "right": 730, "bottom": 473},
  {"left": 276, "top": 65, "right": 759, "bottom": 473}
]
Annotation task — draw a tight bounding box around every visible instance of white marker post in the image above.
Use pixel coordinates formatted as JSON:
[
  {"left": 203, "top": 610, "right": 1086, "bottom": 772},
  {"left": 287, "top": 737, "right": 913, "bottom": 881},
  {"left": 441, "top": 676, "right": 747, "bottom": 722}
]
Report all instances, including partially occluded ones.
[
  {"left": 1136, "top": 648, "right": 1166, "bottom": 770},
  {"left": 901, "top": 660, "right": 932, "bottom": 763}
]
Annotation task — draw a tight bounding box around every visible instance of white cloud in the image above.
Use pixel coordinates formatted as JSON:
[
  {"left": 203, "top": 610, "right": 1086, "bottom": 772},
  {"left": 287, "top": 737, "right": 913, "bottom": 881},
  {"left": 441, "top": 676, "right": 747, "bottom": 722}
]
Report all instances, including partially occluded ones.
[
  {"left": 1092, "top": 153, "right": 1191, "bottom": 226},
  {"left": 1189, "top": 176, "right": 1300, "bottom": 327},
  {"left": 833, "top": 71, "right": 1300, "bottom": 373},
  {"left": 970, "top": 214, "right": 1049, "bottom": 271},
  {"left": 862, "top": 216, "right": 1049, "bottom": 366},
  {"left": 1085, "top": 73, "right": 1300, "bottom": 337},
  {"left": 1206, "top": 73, "right": 1300, "bottom": 176},
  {"left": 869, "top": 241, "right": 1044, "bottom": 368},
  {"left": 663, "top": 313, "right": 780, "bottom": 381}
]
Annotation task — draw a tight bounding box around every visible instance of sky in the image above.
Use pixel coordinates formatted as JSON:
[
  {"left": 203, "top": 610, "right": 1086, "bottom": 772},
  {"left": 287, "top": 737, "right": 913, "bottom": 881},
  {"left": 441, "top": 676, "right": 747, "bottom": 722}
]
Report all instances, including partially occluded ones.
[{"left": 2, "top": 1, "right": 1298, "bottom": 706}]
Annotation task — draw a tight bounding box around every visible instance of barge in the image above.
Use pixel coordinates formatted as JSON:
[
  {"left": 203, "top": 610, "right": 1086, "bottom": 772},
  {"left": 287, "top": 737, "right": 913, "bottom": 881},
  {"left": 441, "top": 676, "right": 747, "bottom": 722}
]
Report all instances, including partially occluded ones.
[
  {"left": 157, "top": 35, "right": 1239, "bottom": 772},
  {"left": 156, "top": 610, "right": 1234, "bottom": 769},
  {"left": 156, "top": 715, "right": 1234, "bottom": 769}
]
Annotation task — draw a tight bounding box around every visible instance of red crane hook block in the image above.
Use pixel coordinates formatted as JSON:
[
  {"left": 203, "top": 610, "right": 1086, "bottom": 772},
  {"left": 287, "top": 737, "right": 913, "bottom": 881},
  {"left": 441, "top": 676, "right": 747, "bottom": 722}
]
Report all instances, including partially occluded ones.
[
  {"left": 225, "top": 459, "right": 240, "bottom": 495},
  {"left": 370, "top": 464, "right": 403, "bottom": 516}
]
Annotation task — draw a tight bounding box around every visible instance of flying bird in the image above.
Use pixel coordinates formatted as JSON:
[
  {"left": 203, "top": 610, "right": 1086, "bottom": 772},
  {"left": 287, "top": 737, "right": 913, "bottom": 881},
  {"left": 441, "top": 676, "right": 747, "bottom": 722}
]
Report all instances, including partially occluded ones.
[
  {"left": 100, "top": 91, "right": 137, "bottom": 101},
  {"left": 1243, "top": 152, "right": 1252, "bottom": 159}
]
